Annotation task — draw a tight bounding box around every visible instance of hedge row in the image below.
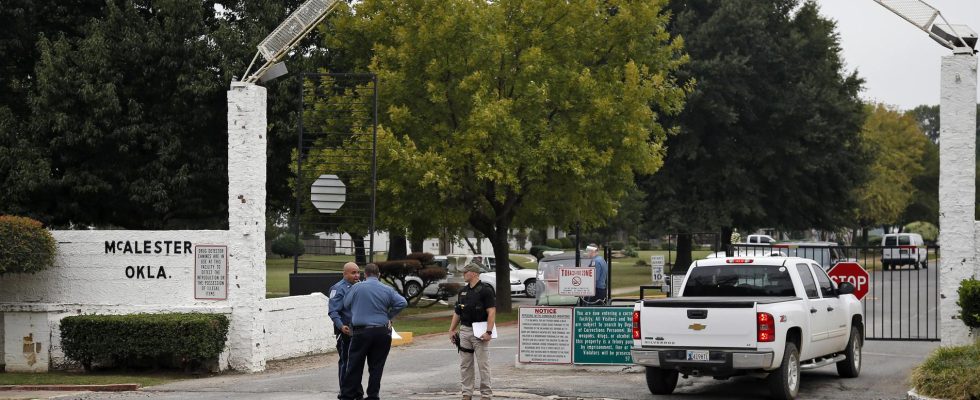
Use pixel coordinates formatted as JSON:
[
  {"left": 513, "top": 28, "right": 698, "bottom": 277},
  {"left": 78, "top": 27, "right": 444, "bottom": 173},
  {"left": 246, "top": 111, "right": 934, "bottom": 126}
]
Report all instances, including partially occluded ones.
[
  {"left": 61, "top": 313, "right": 229, "bottom": 371},
  {"left": 0, "top": 215, "right": 56, "bottom": 275}
]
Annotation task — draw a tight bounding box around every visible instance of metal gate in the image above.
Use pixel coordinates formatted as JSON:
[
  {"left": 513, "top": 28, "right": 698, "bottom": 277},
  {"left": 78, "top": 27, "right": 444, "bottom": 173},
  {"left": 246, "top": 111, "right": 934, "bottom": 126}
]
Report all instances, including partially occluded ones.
[
  {"left": 292, "top": 73, "right": 377, "bottom": 276},
  {"left": 839, "top": 245, "right": 940, "bottom": 341},
  {"left": 727, "top": 244, "right": 940, "bottom": 341}
]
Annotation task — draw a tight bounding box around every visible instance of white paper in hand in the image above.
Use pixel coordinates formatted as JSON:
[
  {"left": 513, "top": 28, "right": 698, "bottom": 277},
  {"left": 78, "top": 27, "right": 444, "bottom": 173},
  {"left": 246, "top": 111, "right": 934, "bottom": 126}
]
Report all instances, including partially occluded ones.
[
  {"left": 471, "top": 322, "right": 497, "bottom": 339},
  {"left": 391, "top": 327, "right": 402, "bottom": 340}
]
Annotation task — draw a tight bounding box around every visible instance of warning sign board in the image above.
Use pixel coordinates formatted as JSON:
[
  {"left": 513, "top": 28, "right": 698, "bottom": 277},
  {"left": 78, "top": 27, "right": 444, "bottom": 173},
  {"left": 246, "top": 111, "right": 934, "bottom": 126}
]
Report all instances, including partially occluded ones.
[
  {"left": 558, "top": 267, "right": 595, "bottom": 296},
  {"left": 518, "top": 307, "right": 573, "bottom": 364}
]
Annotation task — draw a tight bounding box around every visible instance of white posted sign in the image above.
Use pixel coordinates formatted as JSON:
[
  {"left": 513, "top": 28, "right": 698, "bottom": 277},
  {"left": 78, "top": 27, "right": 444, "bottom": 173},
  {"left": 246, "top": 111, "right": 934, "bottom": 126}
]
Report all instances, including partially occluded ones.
[
  {"left": 195, "top": 245, "right": 228, "bottom": 300},
  {"left": 650, "top": 255, "right": 665, "bottom": 286},
  {"left": 310, "top": 174, "right": 346, "bottom": 214},
  {"left": 558, "top": 267, "right": 595, "bottom": 296},
  {"left": 518, "top": 307, "right": 573, "bottom": 364}
]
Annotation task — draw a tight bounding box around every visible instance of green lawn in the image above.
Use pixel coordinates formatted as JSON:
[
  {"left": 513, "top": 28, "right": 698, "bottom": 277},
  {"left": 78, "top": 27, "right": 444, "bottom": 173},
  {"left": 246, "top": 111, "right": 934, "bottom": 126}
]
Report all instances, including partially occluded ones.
[
  {"left": 609, "top": 250, "right": 712, "bottom": 291},
  {"left": 0, "top": 371, "right": 182, "bottom": 387}
]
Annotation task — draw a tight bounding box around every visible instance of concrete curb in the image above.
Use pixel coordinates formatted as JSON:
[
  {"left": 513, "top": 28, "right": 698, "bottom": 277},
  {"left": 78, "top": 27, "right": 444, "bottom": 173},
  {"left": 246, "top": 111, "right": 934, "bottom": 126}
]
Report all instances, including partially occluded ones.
[
  {"left": 907, "top": 389, "right": 945, "bottom": 400},
  {"left": 0, "top": 384, "right": 140, "bottom": 392}
]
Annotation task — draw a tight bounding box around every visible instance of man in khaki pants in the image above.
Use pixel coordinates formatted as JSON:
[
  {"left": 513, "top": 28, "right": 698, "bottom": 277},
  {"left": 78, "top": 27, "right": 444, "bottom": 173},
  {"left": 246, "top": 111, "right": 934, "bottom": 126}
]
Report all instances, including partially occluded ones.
[{"left": 448, "top": 263, "right": 496, "bottom": 400}]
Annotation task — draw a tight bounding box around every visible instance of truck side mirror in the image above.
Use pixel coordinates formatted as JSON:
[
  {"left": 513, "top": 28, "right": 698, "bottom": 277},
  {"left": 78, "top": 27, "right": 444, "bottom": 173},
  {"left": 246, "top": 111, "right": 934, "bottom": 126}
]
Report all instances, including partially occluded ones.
[{"left": 837, "top": 282, "right": 855, "bottom": 296}]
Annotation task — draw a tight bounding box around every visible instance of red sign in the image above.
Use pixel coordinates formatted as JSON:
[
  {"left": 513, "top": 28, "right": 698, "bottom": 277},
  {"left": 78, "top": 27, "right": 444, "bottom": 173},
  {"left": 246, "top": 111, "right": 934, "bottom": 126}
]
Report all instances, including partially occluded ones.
[{"left": 827, "top": 262, "right": 870, "bottom": 300}]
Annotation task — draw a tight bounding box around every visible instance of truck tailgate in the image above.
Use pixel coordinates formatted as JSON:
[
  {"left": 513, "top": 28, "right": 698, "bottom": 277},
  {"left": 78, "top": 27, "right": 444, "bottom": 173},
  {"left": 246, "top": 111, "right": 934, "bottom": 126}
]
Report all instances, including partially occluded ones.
[{"left": 640, "top": 298, "right": 764, "bottom": 348}]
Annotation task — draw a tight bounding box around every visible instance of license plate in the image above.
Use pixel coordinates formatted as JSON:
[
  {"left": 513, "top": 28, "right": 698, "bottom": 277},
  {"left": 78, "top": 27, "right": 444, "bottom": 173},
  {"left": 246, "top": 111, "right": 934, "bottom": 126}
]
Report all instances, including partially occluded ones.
[{"left": 686, "top": 350, "right": 710, "bottom": 361}]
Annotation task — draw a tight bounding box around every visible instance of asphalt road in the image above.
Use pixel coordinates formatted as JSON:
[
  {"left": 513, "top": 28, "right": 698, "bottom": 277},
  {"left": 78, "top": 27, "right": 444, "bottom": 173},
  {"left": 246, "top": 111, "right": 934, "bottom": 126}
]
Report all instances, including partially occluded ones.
[{"left": 70, "top": 293, "right": 937, "bottom": 400}]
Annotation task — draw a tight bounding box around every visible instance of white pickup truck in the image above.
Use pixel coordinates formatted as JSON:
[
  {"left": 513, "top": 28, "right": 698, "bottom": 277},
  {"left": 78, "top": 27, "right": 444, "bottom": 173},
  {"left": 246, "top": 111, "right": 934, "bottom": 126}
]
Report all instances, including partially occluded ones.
[{"left": 631, "top": 256, "right": 864, "bottom": 400}]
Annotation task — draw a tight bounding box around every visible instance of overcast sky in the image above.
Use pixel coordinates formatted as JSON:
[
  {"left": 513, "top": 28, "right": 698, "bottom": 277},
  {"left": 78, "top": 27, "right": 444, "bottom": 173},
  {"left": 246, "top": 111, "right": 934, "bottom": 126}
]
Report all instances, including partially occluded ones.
[{"left": 815, "top": 0, "right": 979, "bottom": 110}]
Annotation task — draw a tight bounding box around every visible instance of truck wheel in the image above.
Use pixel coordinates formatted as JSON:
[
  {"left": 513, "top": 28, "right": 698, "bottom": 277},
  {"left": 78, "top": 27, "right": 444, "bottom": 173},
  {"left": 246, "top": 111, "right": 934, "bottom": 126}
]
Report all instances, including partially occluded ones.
[
  {"left": 767, "top": 342, "right": 800, "bottom": 400},
  {"left": 882, "top": 262, "right": 890, "bottom": 271},
  {"left": 836, "top": 326, "right": 862, "bottom": 378},
  {"left": 645, "top": 367, "right": 679, "bottom": 395},
  {"left": 921, "top": 261, "right": 928, "bottom": 270}
]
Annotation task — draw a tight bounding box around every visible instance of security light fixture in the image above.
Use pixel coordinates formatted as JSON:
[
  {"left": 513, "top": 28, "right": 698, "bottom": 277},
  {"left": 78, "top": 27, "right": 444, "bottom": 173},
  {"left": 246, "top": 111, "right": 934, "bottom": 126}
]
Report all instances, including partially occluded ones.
[
  {"left": 873, "top": 0, "right": 977, "bottom": 53},
  {"left": 241, "top": 0, "right": 342, "bottom": 83}
]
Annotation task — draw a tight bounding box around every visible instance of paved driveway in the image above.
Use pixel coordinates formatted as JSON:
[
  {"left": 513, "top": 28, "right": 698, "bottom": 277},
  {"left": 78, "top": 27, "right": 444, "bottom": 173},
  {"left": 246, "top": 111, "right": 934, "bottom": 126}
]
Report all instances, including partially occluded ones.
[{"left": 69, "top": 317, "right": 936, "bottom": 400}]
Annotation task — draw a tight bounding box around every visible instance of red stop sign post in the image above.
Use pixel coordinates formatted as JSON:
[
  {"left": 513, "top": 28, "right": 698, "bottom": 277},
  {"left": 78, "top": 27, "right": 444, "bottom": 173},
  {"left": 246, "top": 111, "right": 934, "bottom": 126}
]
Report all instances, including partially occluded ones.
[{"left": 827, "top": 262, "right": 870, "bottom": 300}]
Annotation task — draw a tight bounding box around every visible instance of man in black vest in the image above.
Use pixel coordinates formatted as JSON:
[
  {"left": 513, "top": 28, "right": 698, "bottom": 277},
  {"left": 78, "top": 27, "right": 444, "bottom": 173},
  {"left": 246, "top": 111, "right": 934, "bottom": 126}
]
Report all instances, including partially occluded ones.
[{"left": 448, "top": 263, "right": 496, "bottom": 400}]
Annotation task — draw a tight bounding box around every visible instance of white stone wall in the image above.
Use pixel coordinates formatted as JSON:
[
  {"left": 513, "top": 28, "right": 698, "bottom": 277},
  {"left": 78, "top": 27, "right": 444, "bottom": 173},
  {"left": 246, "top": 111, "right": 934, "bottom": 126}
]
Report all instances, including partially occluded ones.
[
  {"left": 0, "top": 231, "right": 228, "bottom": 305},
  {"left": 939, "top": 54, "right": 978, "bottom": 346},
  {"left": 262, "top": 294, "right": 335, "bottom": 361}
]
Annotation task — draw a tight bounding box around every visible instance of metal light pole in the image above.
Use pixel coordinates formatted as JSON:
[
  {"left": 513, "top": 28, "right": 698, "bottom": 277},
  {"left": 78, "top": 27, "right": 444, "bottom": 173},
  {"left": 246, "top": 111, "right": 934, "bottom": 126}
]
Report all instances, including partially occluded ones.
[{"left": 874, "top": 0, "right": 978, "bottom": 346}]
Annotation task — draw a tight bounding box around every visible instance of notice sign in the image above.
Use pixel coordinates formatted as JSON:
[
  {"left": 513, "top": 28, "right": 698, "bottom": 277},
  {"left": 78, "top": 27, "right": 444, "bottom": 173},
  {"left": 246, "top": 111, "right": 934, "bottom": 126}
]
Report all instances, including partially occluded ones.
[
  {"left": 518, "top": 307, "right": 573, "bottom": 364},
  {"left": 573, "top": 307, "right": 634, "bottom": 364},
  {"left": 195, "top": 245, "right": 228, "bottom": 300},
  {"left": 558, "top": 268, "right": 595, "bottom": 296}
]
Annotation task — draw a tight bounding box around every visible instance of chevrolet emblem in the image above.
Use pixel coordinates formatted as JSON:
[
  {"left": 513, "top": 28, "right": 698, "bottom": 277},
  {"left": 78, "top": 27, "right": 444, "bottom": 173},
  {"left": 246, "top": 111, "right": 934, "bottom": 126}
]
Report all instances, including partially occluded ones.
[{"left": 688, "top": 323, "right": 707, "bottom": 331}]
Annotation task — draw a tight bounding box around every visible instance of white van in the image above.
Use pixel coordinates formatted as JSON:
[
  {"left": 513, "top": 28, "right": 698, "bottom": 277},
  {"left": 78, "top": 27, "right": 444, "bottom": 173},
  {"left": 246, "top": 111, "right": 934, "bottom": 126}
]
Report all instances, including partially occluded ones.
[{"left": 881, "top": 233, "right": 927, "bottom": 270}]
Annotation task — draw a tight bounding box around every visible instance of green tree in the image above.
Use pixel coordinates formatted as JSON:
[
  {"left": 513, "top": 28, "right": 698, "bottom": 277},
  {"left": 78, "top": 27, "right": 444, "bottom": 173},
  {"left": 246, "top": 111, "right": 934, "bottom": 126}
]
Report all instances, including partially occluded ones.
[
  {"left": 329, "top": 0, "right": 689, "bottom": 311},
  {"left": 640, "top": 0, "right": 868, "bottom": 269},
  {"left": 854, "top": 104, "right": 928, "bottom": 236}
]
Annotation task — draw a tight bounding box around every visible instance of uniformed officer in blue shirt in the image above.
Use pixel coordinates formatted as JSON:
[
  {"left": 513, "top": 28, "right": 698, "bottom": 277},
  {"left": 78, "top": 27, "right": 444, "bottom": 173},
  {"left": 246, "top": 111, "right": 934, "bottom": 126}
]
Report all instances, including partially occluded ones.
[
  {"left": 340, "top": 263, "right": 407, "bottom": 400},
  {"left": 329, "top": 262, "right": 361, "bottom": 400}
]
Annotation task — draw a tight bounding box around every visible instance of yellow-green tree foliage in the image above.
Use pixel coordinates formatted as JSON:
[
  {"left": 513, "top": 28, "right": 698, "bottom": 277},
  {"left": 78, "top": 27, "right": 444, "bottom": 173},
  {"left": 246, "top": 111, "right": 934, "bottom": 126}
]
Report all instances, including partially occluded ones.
[
  {"left": 855, "top": 104, "right": 928, "bottom": 227},
  {"left": 325, "top": 0, "right": 689, "bottom": 311}
]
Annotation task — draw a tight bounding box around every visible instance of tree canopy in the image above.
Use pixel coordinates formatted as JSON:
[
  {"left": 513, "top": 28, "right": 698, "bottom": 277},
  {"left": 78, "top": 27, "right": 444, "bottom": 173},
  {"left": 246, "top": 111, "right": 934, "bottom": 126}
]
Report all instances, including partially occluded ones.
[
  {"left": 327, "top": 0, "right": 689, "bottom": 311},
  {"left": 640, "top": 0, "right": 868, "bottom": 265},
  {"left": 0, "top": 0, "right": 325, "bottom": 229}
]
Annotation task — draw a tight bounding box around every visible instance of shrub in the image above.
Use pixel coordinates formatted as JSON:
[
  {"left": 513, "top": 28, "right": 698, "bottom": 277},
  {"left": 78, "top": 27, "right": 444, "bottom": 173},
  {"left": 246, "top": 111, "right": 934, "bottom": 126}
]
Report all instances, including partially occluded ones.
[
  {"left": 623, "top": 247, "right": 638, "bottom": 258},
  {"left": 559, "top": 237, "right": 573, "bottom": 249},
  {"left": 958, "top": 278, "right": 980, "bottom": 328},
  {"left": 270, "top": 235, "right": 305, "bottom": 258},
  {"left": 545, "top": 238, "right": 562, "bottom": 249},
  {"left": 0, "top": 215, "right": 56, "bottom": 275},
  {"left": 60, "top": 313, "right": 229, "bottom": 372},
  {"left": 660, "top": 242, "right": 675, "bottom": 251},
  {"left": 638, "top": 241, "right": 654, "bottom": 251},
  {"left": 909, "top": 342, "right": 980, "bottom": 399},
  {"left": 635, "top": 259, "right": 648, "bottom": 267},
  {"left": 609, "top": 241, "right": 625, "bottom": 250},
  {"left": 905, "top": 221, "right": 939, "bottom": 243}
]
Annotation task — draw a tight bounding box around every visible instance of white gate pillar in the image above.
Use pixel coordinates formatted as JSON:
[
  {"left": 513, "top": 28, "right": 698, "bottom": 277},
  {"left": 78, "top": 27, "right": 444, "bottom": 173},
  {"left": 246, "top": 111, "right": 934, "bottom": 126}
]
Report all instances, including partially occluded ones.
[
  {"left": 939, "top": 53, "right": 978, "bottom": 346},
  {"left": 225, "top": 82, "right": 267, "bottom": 371}
]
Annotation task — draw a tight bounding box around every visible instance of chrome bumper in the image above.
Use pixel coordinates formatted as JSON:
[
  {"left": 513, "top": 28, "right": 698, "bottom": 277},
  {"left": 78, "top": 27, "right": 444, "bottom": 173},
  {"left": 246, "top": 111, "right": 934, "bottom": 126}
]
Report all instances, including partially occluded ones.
[{"left": 631, "top": 348, "right": 774, "bottom": 370}]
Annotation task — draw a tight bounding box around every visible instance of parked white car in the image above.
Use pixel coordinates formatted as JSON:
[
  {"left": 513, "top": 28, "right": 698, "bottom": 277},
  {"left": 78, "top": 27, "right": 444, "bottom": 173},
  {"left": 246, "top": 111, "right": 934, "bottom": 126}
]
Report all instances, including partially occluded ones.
[
  {"left": 632, "top": 256, "right": 864, "bottom": 400},
  {"left": 881, "top": 233, "right": 927, "bottom": 270}
]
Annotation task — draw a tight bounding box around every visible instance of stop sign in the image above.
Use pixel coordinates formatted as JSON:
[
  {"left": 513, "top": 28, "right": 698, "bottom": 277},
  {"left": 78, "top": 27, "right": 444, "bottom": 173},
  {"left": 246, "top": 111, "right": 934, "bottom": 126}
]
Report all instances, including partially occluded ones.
[{"left": 827, "top": 262, "right": 870, "bottom": 300}]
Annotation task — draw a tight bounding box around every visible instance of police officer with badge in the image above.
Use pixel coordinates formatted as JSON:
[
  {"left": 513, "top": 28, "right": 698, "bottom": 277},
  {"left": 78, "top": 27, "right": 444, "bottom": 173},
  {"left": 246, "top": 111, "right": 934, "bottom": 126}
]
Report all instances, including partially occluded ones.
[
  {"left": 448, "top": 263, "right": 496, "bottom": 400},
  {"left": 329, "top": 262, "right": 362, "bottom": 400}
]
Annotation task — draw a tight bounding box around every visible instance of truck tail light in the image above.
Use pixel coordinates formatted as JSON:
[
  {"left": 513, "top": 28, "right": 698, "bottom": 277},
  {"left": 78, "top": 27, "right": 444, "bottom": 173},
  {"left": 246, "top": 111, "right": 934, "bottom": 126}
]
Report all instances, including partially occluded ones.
[
  {"left": 726, "top": 259, "right": 754, "bottom": 264},
  {"left": 757, "top": 312, "right": 775, "bottom": 342},
  {"left": 632, "top": 310, "right": 641, "bottom": 340}
]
